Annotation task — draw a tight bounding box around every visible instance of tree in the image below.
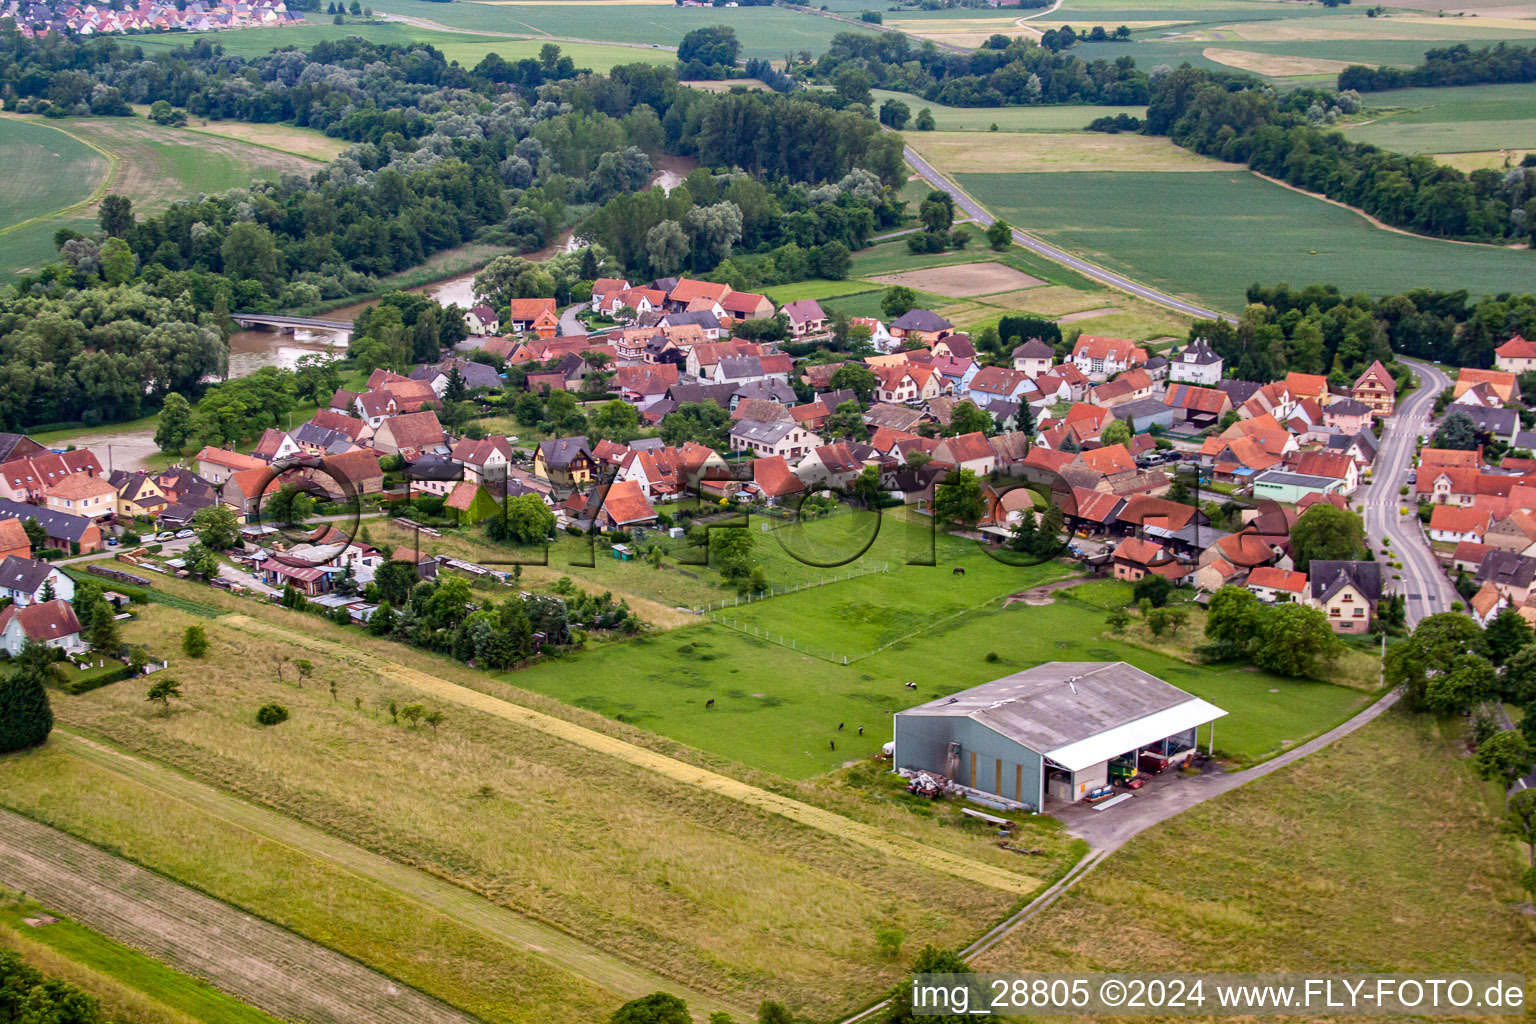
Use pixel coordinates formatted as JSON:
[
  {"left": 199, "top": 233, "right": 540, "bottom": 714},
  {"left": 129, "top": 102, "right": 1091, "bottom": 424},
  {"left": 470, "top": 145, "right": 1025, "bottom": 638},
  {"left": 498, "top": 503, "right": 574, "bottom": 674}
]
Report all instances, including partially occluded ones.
[
  {"left": 587, "top": 400, "right": 640, "bottom": 443},
  {"left": 881, "top": 286, "right": 918, "bottom": 321},
  {"left": 878, "top": 98, "right": 910, "bottom": 129},
  {"left": 376, "top": 560, "right": 422, "bottom": 607},
  {"left": 502, "top": 494, "right": 556, "bottom": 544},
  {"left": 1475, "top": 729, "right": 1533, "bottom": 784},
  {"left": 1504, "top": 788, "right": 1536, "bottom": 868},
  {"left": 181, "top": 625, "right": 209, "bottom": 659},
  {"left": 1132, "top": 574, "right": 1172, "bottom": 608},
  {"left": 1099, "top": 419, "right": 1132, "bottom": 447},
  {"left": 1146, "top": 606, "right": 1188, "bottom": 637},
  {"left": 154, "top": 391, "right": 193, "bottom": 453},
  {"left": 264, "top": 485, "right": 315, "bottom": 526},
  {"left": 851, "top": 464, "right": 885, "bottom": 506},
  {"left": 0, "top": 642, "right": 53, "bottom": 753},
  {"left": 883, "top": 945, "right": 990, "bottom": 1024},
  {"left": 677, "top": 25, "right": 740, "bottom": 67},
  {"left": 220, "top": 221, "right": 282, "bottom": 292},
  {"left": 947, "top": 401, "right": 993, "bottom": 437},
  {"left": 1432, "top": 409, "right": 1480, "bottom": 450},
  {"left": 1505, "top": 644, "right": 1536, "bottom": 704},
  {"left": 99, "top": 236, "right": 135, "bottom": 286},
  {"left": 986, "top": 220, "right": 1011, "bottom": 251},
  {"left": 758, "top": 1002, "right": 794, "bottom": 1024},
  {"left": 830, "top": 363, "right": 880, "bottom": 403},
  {"left": 87, "top": 601, "right": 120, "bottom": 654},
  {"left": 256, "top": 703, "right": 289, "bottom": 726},
  {"left": 1205, "top": 585, "right": 1261, "bottom": 645},
  {"left": 400, "top": 703, "right": 425, "bottom": 727},
  {"left": 1487, "top": 607, "right": 1534, "bottom": 665},
  {"left": 610, "top": 992, "right": 691, "bottom": 1024},
  {"left": 146, "top": 677, "right": 182, "bottom": 716},
  {"left": 98, "top": 194, "right": 134, "bottom": 238},
  {"left": 21, "top": 517, "right": 45, "bottom": 552},
  {"left": 914, "top": 108, "right": 936, "bottom": 131},
  {"left": 192, "top": 504, "right": 241, "bottom": 552},
  {"left": 710, "top": 526, "right": 758, "bottom": 593},
  {"left": 1386, "top": 612, "right": 1488, "bottom": 710},
  {"left": 1250, "top": 602, "right": 1339, "bottom": 678},
  {"left": 918, "top": 190, "right": 955, "bottom": 233},
  {"left": 934, "top": 469, "right": 985, "bottom": 528},
  {"left": 1288, "top": 504, "right": 1366, "bottom": 572},
  {"left": 825, "top": 400, "right": 869, "bottom": 442},
  {"left": 1106, "top": 607, "right": 1131, "bottom": 633},
  {"left": 645, "top": 220, "right": 690, "bottom": 277},
  {"left": 1425, "top": 653, "right": 1496, "bottom": 715}
]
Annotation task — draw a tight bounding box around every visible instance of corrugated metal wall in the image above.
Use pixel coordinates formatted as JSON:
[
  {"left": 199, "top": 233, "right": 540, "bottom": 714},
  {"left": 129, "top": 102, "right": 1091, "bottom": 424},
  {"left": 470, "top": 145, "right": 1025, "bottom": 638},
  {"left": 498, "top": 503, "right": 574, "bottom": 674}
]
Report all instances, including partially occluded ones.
[{"left": 893, "top": 714, "right": 1043, "bottom": 809}]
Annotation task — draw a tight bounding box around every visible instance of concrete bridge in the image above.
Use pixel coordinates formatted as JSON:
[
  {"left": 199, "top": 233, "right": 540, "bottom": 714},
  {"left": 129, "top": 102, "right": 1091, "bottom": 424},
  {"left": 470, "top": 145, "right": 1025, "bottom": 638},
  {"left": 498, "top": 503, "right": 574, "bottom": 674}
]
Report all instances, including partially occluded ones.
[{"left": 230, "top": 312, "right": 355, "bottom": 339}]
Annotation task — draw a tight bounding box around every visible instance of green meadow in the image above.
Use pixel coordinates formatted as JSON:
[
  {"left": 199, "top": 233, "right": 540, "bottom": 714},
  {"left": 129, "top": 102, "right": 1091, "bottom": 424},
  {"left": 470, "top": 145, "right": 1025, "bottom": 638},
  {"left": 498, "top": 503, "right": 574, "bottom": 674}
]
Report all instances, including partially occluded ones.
[
  {"left": 0, "top": 117, "right": 106, "bottom": 238},
  {"left": 960, "top": 169, "right": 1536, "bottom": 314},
  {"left": 1344, "top": 81, "right": 1536, "bottom": 154}
]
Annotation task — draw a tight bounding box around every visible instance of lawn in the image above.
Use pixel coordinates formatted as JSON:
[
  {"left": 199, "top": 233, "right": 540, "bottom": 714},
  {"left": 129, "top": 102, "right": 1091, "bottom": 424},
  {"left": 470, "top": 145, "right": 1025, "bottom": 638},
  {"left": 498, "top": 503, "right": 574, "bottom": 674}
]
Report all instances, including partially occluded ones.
[
  {"left": 0, "top": 896, "right": 284, "bottom": 1024},
  {"left": 959, "top": 169, "right": 1536, "bottom": 314},
  {"left": 0, "top": 117, "right": 107, "bottom": 235},
  {"left": 5, "top": 592, "right": 1071, "bottom": 1021},
  {"left": 1344, "top": 81, "right": 1536, "bottom": 154},
  {"left": 507, "top": 560, "right": 1372, "bottom": 777},
  {"left": 974, "top": 709, "right": 1532, "bottom": 983}
]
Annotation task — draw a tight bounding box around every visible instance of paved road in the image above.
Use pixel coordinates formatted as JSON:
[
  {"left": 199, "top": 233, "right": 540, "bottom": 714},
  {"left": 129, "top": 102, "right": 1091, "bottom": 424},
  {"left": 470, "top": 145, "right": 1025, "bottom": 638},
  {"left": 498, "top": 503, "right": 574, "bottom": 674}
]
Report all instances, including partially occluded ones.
[
  {"left": 1361, "top": 358, "right": 1456, "bottom": 626},
  {"left": 558, "top": 302, "right": 588, "bottom": 337},
  {"left": 901, "top": 146, "right": 1233, "bottom": 323},
  {"left": 0, "top": 808, "right": 478, "bottom": 1024}
]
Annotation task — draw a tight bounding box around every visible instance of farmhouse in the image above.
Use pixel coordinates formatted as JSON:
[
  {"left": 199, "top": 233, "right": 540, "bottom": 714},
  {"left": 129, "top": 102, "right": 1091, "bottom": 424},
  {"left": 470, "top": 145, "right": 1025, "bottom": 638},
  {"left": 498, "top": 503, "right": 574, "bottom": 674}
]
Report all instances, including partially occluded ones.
[
  {"left": 1070, "top": 336, "right": 1147, "bottom": 380},
  {"left": 466, "top": 305, "right": 500, "bottom": 336},
  {"left": 1351, "top": 360, "right": 1396, "bottom": 417},
  {"left": 892, "top": 662, "right": 1225, "bottom": 809},
  {"left": 1495, "top": 335, "right": 1536, "bottom": 373}
]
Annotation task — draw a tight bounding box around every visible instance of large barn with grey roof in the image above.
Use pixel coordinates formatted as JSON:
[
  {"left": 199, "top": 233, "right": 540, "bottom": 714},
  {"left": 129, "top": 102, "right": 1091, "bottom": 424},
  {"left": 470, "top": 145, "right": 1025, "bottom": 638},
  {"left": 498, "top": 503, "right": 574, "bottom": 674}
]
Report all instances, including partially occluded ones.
[{"left": 893, "top": 662, "right": 1225, "bottom": 810}]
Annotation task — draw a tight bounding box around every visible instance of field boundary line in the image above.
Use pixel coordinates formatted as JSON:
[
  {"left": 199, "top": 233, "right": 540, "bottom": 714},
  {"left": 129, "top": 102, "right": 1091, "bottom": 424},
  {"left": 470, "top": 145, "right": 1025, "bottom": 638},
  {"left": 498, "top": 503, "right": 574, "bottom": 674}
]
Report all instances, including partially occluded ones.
[
  {"left": 177, "top": 122, "right": 331, "bottom": 164},
  {"left": 1249, "top": 169, "right": 1522, "bottom": 248},
  {"left": 50, "top": 728, "right": 740, "bottom": 1016},
  {"left": 221, "top": 613, "right": 1039, "bottom": 894},
  {"left": 0, "top": 113, "right": 118, "bottom": 238}
]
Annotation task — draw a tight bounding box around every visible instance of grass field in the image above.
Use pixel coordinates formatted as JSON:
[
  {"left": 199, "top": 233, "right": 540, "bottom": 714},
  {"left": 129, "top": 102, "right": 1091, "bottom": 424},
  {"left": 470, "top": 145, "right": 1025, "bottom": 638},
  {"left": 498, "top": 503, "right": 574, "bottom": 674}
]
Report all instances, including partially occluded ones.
[
  {"left": 0, "top": 896, "right": 284, "bottom": 1024},
  {"left": 1, "top": 589, "right": 1081, "bottom": 1020},
  {"left": 975, "top": 709, "right": 1534, "bottom": 983},
  {"left": 959, "top": 169, "right": 1536, "bottom": 314},
  {"left": 1344, "top": 81, "right": 1536, "bottom": 154},
  {"left": 873, "top": 91, "right": 1146, "bottom": 133},
  {"left": 1, "top": 115, "right": 324, "bottom": 281},
  {"left": 0, "top": 117, "right": 108, "bottom": 236},
  {"left": 356, "top": 0, "right": 877, "bottom": 59},
  {"left": 131, "top": 21, "right": 675, "bottom": 69}
]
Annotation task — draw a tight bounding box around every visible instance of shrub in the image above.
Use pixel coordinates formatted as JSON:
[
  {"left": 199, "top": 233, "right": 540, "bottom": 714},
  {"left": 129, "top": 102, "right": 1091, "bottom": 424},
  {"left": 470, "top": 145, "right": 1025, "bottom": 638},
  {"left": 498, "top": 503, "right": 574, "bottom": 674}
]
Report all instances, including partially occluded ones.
[
  {"left": 256, "top": 702, "right": 289, "bottom": 726},
  {"left": 984, "top": 651, "right": 1000, "bottom": 662},
  {"left": 0, "top": 670, "right": 53, "bottom": 751}
]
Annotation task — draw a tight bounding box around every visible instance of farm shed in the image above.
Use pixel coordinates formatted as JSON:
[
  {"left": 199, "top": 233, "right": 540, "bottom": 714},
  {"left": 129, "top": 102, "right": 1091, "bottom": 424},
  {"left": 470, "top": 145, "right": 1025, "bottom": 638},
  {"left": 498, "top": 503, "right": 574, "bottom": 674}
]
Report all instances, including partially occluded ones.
[{"left": 892, "top": 662, "right": 1225, "bottom": 811}]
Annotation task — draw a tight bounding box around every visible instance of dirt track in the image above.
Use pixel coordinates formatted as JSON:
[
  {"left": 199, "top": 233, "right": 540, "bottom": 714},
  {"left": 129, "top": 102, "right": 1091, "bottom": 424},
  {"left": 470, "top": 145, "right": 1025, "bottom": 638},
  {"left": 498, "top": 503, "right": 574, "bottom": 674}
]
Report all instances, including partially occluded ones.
[{"left": 0, "top": 808, "right": 481, "bottom": 1024}]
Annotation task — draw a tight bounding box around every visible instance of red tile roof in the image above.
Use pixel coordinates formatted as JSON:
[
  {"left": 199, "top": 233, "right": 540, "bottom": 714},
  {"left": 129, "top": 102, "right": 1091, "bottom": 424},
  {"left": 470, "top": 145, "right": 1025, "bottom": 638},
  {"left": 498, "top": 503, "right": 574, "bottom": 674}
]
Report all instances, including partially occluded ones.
[
  {"left": 1248, "top": 566, "right": 1308, "bottom": 592},
  {"left": 0, "top": 599, "right": 81, "bottom": 642}
]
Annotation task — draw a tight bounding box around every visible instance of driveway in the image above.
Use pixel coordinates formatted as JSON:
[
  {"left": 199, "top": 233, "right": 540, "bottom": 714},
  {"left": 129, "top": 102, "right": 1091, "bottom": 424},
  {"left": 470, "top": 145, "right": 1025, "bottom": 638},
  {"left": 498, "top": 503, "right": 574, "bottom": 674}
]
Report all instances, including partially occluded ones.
[{"left": 558, "top": 303, "right": 587, "bottom": 337}]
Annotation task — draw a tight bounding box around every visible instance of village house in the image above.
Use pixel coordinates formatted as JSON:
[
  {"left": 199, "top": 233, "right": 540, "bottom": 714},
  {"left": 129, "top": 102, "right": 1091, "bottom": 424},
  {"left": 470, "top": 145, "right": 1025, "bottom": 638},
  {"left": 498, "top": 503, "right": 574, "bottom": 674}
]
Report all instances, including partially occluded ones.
[
  {"left": 1070, "top": 336, "right": 1147, "bottom": 381},
  {"left": 875, "top": 363, "right": 942, "bottom": 405},
  {"left": 195, "top": 446, "right": 267, "bottom": 486},
  {"left": 795, "top": 443, "right": 865, "bottom": 490},
  {"left": 1163, "top": 384, "right": 1232, "bottom": 430},
  {"left": 0, "top": 599, "right": 83, "bottom": 657},
  {"left": 466, "top": 304, "right": 500, "bottom": 336},
  {"left": 966, "top": 366, "right": 1034, "bottom": 410},
  {"left": 1495, "top": 335, "right": 1536, "bottom": 373},
  {"left": 1454, "top": 367, "right": 1520, "bottom": 408},
  {"left": 44, "top": 472, "right": 117, "bottom": 521},
  {"left": 1351, "top": 360, "right": 1397, "bottom": 417},
  {"left": 0, "top": 501, "right": 103, "bottom": 554},
  {"left": 533, "top": 437, "right": 596, "bottom": 491},
  {"left": 0, "top": 449, "right": 104, "bottom": 503},
  {"left": 751, "top": 455, "right": 804, "bottom": 504},
  {"left": 1010, "top": 338, "right": 1055, "bottom": 376},
  {"left": 0, "top": 519, "right": 27, "bottom": 562},
  {"left": 782, "top": 299, "right": 828, "bottom": 338},
  {"left": 597, "top": 480, "right": 658, "bottom": 531},
  {"left": 0, "top": 554, "right": 74, "bottom": 606},
  {"left": 1485, "top": 511, "right": 1536, "bottom": 554},
  {"left": 1111, "top": 536, "right": 1189, "bottom": 583},
  {"left": 1477, "top": 550, "right": 1536, "bottom": 605},
  {"left": 720, "top": 291, "right": 775, "bottom": 322},
  {"left": 370, "top": 411, "right": 448, "bottom": 459},
  {"left": 853, "top": 317, "right": 899, "bottom": 354},
  {"left": 1428, "top": 505, "right": 1493, "bottom": 544},
  {"left": 931, "top": 432, "right": 998, "bottom": 475},
  {"left": 1167, "top": 338, "right": 1223, "bottom": 386},
  {"left": 1470, "top": 581, "right": 1509, "bottom": 627},
  {"left": 888, "top": 309, "right": 953, "bottom": 346},
  {"left": 1246, "top": 566, "right": 1308, "bottom": 604},
  {"left": 1307, "top": 560, "right": 1381, "bottom": 634}
]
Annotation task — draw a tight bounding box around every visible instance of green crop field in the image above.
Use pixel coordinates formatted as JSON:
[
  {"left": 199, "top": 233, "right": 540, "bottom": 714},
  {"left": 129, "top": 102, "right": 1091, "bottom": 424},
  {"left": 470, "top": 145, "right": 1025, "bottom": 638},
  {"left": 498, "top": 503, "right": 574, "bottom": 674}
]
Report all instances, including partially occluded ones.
[
  {"left": 0, "top": 118, "right": 108, "bottom": 236},
  {"left": 357, "top": 0, "right": 877, "bottom": 59},
  {"left": 1344, "top": 81, "right": 1536, "bottom": 153},
  {"left": 960, "top": 169, "right": 1536, "bottom": 314},
  {"left": 130, "top": 21, "right": 672, "bottom": 69},
  {"left": 870, "top": 90, "right": 1146, "bottom": 132}
]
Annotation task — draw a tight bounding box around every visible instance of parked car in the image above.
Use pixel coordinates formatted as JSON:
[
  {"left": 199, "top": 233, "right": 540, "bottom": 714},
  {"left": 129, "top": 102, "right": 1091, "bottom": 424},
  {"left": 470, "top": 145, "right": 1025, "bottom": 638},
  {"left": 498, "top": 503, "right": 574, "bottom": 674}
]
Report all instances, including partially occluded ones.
[
  {"left": 105, "top": 536, "right": 119, "bottom": 546},
  {"left": 155, "top": 531, "right": 175, "bottom": 542},
  {"left": 175, "top": 529, "right": 196, "bottom": 539}
]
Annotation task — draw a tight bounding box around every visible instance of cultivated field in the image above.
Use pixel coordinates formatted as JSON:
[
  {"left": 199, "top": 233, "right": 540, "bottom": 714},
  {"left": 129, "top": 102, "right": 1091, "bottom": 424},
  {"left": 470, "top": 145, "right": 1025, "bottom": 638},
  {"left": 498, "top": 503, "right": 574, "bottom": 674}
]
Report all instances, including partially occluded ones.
[
  {"left": 960, "top": 169, "right": 1536, "bottom": 313},
  {"left": 1202, "top": 46, "right": 1358, "bottom": 76},
  {"left": 975, "top": 710, "right": 1533, "bottom": 990},
  {"left": 872, "top": 92, "right": 1146, "bottom": 133},
  {"left": 12, "top": 590, "right": 1069, "bottom": 1020},
  {"left": 1344, "top": 81, "right": 1536, "bottom": 155},
  {"left": 905, "top": 131, "right": 1241, "bottom": 174},
  {"left": 868, "top": 261, "right": 1045, "bottom": 297},
  {"left": 174, "top": 118, "right": 350, "bottom": 162},
  {"left": 0, "top": 808, "right": 477, "bottom": 1024},
  {"left": 0, "top": 117, "right": 108, "bottom": 235}
]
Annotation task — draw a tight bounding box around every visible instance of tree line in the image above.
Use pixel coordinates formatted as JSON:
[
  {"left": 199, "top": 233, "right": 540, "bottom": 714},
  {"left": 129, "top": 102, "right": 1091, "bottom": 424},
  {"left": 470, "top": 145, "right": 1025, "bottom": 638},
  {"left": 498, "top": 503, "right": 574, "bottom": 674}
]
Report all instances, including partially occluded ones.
[
  {"left": 1145, "top": 65, "right": 1536, "bottom": 245},
  {"left": 811, "top": 30, "right": 1149, "bottom": 108},
  {"left": 1339, "top": 41, "right": 1536, "bottom": 92}
]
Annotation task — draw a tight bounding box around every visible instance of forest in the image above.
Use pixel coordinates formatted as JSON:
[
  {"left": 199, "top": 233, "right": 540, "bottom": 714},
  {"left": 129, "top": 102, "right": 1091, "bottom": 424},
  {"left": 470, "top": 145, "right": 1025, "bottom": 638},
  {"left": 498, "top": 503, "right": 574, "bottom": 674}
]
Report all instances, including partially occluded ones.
[
  {"left": 1145, "top": 66, "right": 1536, "bottom": 245},
  {"left": 1338, "top": 42, "right": 1536, "bottom": 92},
  {"left": 810, "top": 30, "right": 1149, "bottom": 107},
  {"left": 0, "top": 31, "right": 903, "bottom": 432}
]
